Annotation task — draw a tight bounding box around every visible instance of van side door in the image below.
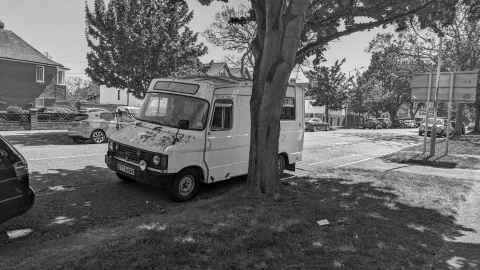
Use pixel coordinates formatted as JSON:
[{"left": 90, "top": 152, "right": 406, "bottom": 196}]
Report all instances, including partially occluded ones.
[{"left": 204, "top": 98, "right": 235, "bottom": 182}]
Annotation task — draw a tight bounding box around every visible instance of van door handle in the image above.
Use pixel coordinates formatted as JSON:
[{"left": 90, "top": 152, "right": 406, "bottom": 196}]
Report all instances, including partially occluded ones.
[{"left": 207, "top": 138, "right": 212, "bottom": 150}]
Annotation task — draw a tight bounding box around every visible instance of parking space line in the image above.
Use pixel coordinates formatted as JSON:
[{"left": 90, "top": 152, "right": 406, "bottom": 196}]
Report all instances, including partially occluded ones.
[
  {"left": 307, "top": 154, "right": 361, "bottom": 166},
  {"left": 333, "top": 157, "right": 376, "bottom": 169}
]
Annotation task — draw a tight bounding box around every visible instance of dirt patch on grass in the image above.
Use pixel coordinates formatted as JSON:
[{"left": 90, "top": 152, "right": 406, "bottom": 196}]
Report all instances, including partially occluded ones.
[{"left": 1, "top": 171, "right": 476, "bottom": 270}]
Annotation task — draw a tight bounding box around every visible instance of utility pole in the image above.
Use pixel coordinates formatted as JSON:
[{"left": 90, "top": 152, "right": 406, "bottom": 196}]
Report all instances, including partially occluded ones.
[{"left": 430, "top": 37, "right": 443, "bottom": 157}]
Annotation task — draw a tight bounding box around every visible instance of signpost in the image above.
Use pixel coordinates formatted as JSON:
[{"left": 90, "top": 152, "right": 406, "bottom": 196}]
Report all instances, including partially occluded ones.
[{"left": 411, "top": 69, "right": 478, "bottom": 156}]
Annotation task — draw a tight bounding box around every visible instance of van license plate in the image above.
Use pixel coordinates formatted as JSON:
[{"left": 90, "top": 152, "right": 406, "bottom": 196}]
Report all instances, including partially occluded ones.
[{"left": 117, "top": 164, "right": 135, "bottom": 176}]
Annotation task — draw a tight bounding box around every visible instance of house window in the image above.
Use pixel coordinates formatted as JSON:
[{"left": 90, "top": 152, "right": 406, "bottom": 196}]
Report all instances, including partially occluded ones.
[
  {"left": 280, "top": 97, "right": 296, "bottom": 120},
  {"left": 57, "top": 69, "right": 65, "bottom": 85},
  {"left": 36, "top": 66, "right": 45, "bottom": 83},
  {"left": 211, "top": 99, "right": 233, "bottom": 130},
  {"left": 117, "top": 90, "right": 121, "bottom": 101}
]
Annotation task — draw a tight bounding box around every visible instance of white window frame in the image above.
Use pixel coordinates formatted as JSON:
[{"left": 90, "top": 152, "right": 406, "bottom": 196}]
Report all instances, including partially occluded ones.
[
  {"left": 36, "top": 66, "right": 45, "bottom": 83},
  {"left": 57, "top": 69, "right": 65, "bottom": 85}
]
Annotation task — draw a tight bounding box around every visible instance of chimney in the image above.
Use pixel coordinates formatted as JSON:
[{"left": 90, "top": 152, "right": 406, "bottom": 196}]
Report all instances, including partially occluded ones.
[{"left": 0, "top": 20, "right": 4, "bottom": 29}]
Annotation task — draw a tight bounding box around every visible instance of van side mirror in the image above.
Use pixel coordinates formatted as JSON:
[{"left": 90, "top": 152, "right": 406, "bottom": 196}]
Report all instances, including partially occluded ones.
[{"left": 178, "top": 120, "right": 190, "bottom": 130}]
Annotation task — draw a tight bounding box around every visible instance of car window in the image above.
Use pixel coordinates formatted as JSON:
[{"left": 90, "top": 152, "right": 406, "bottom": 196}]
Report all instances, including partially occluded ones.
[
  {"left": 280, "top": 97, "right": 295, "bottom": 120},
  {"left": 100, "top": 112, "right": 115, "bottom": 121},
  {"left": 211, "top": 99, "right": 233, "bottom": 131},
  {"left": 0, "top": 139, "right": 18, "bottom": 166}
]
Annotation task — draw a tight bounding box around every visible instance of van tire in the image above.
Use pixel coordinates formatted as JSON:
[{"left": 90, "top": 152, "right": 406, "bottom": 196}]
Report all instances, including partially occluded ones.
[
  {"left": 91, "top": 129, "right": 107, "bottom": 144},
  {"left": 277, "top": 154, "right": 287, "bottom": 175},
  {"left": 169, "top": 169, "right": 200, "bottom": 202}
]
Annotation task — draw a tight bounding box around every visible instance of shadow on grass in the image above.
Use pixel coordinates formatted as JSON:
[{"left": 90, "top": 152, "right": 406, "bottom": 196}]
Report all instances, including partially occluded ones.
[
  {"left": 0, "top": 165, "right": 245, "bottom": 251},
  {"left": 13, "top": 175, "right": 478, "bottom": 270}
]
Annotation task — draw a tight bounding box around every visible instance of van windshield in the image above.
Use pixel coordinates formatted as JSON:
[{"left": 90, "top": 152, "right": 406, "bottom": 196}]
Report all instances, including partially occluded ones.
[{"left": 137, "top": 92, "right": 209, "bottom": 130}]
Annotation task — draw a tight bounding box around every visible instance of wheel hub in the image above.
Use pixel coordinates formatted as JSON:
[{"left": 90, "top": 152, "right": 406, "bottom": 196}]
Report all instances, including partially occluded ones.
[{"left": 179, "top": 175, "right": 195, "bottom": 196}]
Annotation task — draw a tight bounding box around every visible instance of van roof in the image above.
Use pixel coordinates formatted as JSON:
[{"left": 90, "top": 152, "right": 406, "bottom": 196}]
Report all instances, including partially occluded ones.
[
  {"left": 153, "top": 76, "right": 300, "bottom": 89},
  {"left": 159, "top": 76, "right": 252, "bottom": 89}
]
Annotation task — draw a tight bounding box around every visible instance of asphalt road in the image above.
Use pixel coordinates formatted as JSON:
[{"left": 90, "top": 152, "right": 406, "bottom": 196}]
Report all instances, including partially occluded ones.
[{"left": 0, "top": 128, "right": 422, "bottom": 250}]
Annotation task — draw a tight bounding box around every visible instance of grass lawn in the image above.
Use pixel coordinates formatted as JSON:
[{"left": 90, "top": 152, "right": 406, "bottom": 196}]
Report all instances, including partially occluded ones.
[
  {"left": 383, "top": 135, "right": 480, "bottom": 170},
  {"left": 1, "top": 169, "right": 477, "bottom": 270}
]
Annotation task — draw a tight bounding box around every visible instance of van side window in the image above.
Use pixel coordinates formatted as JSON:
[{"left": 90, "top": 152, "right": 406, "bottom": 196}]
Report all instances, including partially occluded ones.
[
  {"left": 211, "top": 99, "right": 233, "bottom": 131},
  {"left": 280, "top": 97, "right": 295, "bottom": 120}
]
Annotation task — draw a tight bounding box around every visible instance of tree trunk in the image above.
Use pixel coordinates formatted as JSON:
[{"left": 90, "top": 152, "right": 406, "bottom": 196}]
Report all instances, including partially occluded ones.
[
  {"left": 246, "top": 0, "right": 309, "bottom": 197},
  {"left": 455, "top": 103, "right": 465, "bottom": 135},
  {"left": 475, "top": 103, "right": 480, "bottom": 132},
  {"left": 325, "top": 105, "right": 330, "bottom": 125}
]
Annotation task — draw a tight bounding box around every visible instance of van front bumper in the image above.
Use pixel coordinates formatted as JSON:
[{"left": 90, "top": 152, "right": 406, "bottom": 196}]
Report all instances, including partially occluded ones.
[{"left": 105, "top": 154, "right": 174, "bottom": 186}]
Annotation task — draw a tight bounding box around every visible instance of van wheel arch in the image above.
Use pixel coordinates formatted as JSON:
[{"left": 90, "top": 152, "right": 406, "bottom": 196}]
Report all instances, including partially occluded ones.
[{"left": 179, "top": 166, "right": 205, "bottom": 182}]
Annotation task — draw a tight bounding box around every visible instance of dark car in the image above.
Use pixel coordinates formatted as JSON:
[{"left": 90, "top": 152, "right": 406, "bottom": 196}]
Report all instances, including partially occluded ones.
[
  {"left": 363, "top": 118, "right": 382, "bottom": 129},
  {"left": 305, "top": 118, "right": 330, "bottom": 131},
  {"left": 0, "top": 135, "right": 34, "bottom": 224},
  {"left": 377, "top": 118, "right": 392, "bottom": 128}
]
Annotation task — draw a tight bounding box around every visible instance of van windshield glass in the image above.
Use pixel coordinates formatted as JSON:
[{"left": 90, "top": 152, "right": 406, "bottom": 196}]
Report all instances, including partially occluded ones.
[{"left": 137, "top": 93, "right": 209, "bottom": 130}]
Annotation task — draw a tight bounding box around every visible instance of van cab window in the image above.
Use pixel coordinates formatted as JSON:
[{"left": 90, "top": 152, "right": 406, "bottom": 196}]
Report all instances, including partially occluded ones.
[
  {"left": 211, "top": 99, "right": 233, "bottom": 130},
  {"left": 280, "top": 97, "right": 296, "bottom": 120},
  {"left": 137, "top": 92, "right": 209, "bottom": 130}
]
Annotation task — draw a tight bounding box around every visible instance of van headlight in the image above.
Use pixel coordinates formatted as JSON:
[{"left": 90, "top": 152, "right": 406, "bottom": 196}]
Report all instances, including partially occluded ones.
[
  {"left": 108, "top": 141, "right": 114, "bottom": 151},
  {"left": 152, "top": 155, "right": 168, "bottom": 170},
  {"left": 139, "top": 160, "right": 147, "bottom": 171}
]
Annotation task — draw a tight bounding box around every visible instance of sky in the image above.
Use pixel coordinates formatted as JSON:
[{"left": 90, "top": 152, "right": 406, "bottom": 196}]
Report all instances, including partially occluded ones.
[{"left": 0, "top": 0, "right": 388, "bottom": 77}]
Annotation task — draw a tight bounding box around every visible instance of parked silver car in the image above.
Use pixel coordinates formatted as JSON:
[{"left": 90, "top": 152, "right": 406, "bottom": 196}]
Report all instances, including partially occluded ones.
[{"left": 68, "top": 107, "right": 138, "bottom": 144}]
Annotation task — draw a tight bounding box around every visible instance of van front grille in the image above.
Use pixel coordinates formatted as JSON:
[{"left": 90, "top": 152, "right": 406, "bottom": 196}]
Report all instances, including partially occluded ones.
[{"left": 116, "top": 144, "right": 141, "bottom": 163}]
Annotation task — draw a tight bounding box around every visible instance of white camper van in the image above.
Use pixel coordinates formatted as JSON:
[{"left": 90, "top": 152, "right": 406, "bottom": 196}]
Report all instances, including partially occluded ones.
[{"left": 105, "top": 76, "right": 304, "bottom": 201}]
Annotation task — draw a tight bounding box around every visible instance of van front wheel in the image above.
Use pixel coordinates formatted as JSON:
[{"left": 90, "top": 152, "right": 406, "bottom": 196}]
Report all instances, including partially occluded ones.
[{"left": 169, "top": 169, "right": 199, "bottom": 202}]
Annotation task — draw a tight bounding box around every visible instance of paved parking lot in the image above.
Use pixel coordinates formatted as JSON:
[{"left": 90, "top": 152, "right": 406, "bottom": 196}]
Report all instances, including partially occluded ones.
[{"left": 0, "top": 128, "right": 422, "bottom": 249}]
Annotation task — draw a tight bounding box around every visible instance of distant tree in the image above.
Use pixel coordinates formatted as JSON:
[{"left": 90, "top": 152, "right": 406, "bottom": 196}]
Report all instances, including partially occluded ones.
[
  {"left": 85, "top": 0, "right": 207, "bottom": 98},
  {"left": 204, "top": 4, "right": 255, "bottom": 78},
  {"left": 66, "top": 77, "right": 90, "bottom": 97},
  {"left": 359, "top": 34, "right": 432, "bottom": 122},
  {"left": 198, "top": 0, "right": 480, "bottom": 198},
  {"left": 306, "top": 59, "right": 350, "bottom": 122}
]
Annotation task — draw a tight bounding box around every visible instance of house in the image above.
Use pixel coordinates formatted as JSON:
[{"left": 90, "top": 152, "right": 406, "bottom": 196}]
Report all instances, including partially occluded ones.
[
  {"left": 99, "top": 86, "right": 143, "bottom": 107},
  {"left": 0, "top": 20, "right": 68, "bottom": 109}
]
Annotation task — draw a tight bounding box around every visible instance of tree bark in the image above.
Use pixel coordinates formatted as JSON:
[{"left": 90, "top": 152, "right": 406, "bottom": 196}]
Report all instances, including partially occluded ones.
[
  {"left": 246, "top": 0, "right": 309, "bottom": 197},
  {"left": 455, "top": 103, "right": 465, "bottom": 135},
  {"left": 475, "top": 103, "right": 480, "bottom": 132},
  {"left": 325, "top": 105, "right": 330, "bottom": 125}
]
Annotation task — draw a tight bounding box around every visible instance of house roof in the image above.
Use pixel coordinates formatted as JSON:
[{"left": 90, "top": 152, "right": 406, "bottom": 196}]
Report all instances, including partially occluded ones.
[
  {"left": 203, "top": 62, "right": 230, "bottom": 77},
  {"left": 0, "top": 28, "right": 66, "bottom": 68}
]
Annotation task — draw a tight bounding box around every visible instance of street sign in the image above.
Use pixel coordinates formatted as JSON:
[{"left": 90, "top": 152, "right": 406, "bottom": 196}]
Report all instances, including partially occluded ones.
[{"left": 411, "top": 71, "right": 478, "bottom": 103}]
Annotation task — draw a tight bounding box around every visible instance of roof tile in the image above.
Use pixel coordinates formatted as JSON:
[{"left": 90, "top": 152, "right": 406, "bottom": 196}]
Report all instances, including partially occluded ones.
[{"left": 0, "top": 29, "right": 65, "bottom": 67}]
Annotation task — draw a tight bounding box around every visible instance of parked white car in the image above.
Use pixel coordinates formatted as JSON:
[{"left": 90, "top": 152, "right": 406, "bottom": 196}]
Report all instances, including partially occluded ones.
[
  {"left": 68, "top": 107, "right": 137, "bottom": 144},
  {"left": 105, "top": 77, "right": 305, "bottom": 201}
]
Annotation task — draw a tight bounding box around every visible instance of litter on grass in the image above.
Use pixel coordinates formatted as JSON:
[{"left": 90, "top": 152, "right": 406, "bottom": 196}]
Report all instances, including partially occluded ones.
[
  {"left": 48, "top": 185, "right": 75, "bottom": 192},
  {"left": 6, "top": 229, "right": 33, "bottom": 240},
  {"left": 316, "top": 219, "right": 330, "bottom": 226},
  {"left": 50, "top": 216, "right": 75, "bottom": 225},
  {"left": 137, "top": 222, "right": 167, "bottom": 231}
]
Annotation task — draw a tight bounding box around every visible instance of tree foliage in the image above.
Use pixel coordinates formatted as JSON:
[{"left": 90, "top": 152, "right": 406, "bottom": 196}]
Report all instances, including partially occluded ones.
[
  {"left": 85, "top": 0, "right": 207, "bottom": 98},
  {"left": 355, "top": 34, "right": 432, "bottom": 120},
  {"left": 204, "top": 4, "right": 255, "bottom": 77},
  {"left": 306, "top": 59, "right": 350, "bottom": 119},
  {"left": 198, "top": 0, "right": 480, "bottom": 197}
]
